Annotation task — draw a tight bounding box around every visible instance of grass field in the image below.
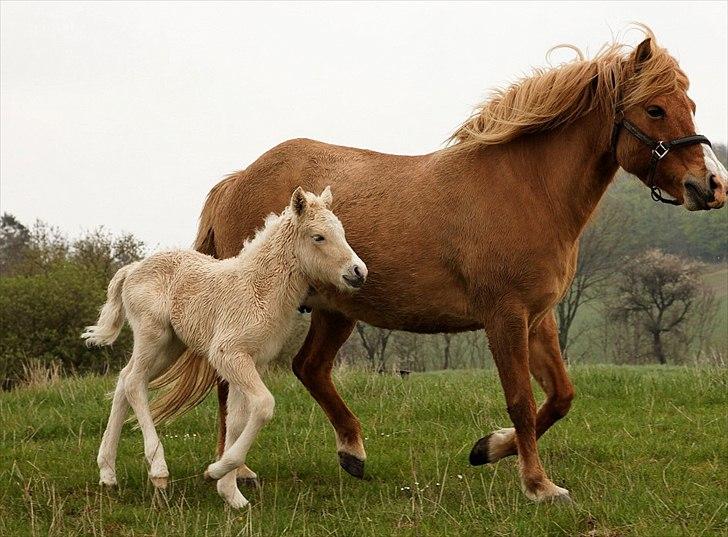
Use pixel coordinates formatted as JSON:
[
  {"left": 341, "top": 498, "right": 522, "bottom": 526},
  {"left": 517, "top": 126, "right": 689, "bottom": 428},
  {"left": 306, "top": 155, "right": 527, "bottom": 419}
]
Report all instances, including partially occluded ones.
[{"left": 1, "top": 367, "right": 727, "bottom": 537}]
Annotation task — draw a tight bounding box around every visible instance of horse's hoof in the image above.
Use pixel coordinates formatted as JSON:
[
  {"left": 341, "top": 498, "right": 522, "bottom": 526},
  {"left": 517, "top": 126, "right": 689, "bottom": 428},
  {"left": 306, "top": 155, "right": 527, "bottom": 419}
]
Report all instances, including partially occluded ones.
[
  {"left": 150, "top": 476, "right": 168, "bottom": 490},
  {"left": 469, "top": 434, "right": 493, "bottom": 466},
  {"left": 338, "top": 451, "right": 365, "bottom": 479},
  {"left": 525, "top": 483, "right": 573, "bottom": 504}
]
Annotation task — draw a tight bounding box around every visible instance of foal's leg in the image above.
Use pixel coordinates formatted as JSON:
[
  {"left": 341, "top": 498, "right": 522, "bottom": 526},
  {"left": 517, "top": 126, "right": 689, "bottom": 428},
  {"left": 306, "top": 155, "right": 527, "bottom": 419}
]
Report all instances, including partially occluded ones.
[
  {"left": 474, "top": 311, "right": 575, "bottom": 463},
  {"left": 98, "top": 364, "right": 131, "bottom": 486},
  {"left": 291, "top": 309, "right": 365, "bottom": 477},
  {"left": 205, "top": 352, "right": 274, "bottom": 508},
  {"left": 124, "top": 327, "right": 184, "bottom": 489},
  {"left": 214, "top": 386, "right": 251, "bottom": 508},
  {"left": 471, "top": 309, "right": 570, "bottom": 502}
]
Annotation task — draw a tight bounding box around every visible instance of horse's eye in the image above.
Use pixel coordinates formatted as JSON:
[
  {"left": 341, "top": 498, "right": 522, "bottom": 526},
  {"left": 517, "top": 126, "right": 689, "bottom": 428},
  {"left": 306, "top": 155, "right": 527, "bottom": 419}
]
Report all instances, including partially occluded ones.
[
  {"left": 312, "top": 235, "right": 325, "bottom": 243},
  {"left": 646, "top": 106, "right": 665, "bottom": 119}
]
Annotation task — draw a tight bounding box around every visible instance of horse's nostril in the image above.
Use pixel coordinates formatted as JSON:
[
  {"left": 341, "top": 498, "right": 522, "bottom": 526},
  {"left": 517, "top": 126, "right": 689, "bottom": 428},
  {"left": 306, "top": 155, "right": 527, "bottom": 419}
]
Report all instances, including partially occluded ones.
[
  {"left": 708, "top": 174, "right": 719, "bottom": 193},
  {"left": 353, "top": 265, "right": 362, "bottom": 278}
]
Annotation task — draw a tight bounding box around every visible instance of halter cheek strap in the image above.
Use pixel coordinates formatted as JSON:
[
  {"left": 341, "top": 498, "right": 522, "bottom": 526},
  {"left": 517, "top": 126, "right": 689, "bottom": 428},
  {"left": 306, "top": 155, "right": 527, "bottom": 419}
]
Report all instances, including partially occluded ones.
[{"left": 611, "top": 114, "right": 712, "bottom": 206}]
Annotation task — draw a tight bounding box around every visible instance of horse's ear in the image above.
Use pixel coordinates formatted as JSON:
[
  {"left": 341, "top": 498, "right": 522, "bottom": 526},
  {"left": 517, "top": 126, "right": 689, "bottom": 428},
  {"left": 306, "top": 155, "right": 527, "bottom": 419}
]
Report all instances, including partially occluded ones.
[
  {"left": 633, "top": 38, "right": 652, "bottom": 67},
  {"left": 320, "top": 185, "right": 333, "bottom": 208},
  {"left": 290, "top": 186, "right": 307, "bottom": 216}
]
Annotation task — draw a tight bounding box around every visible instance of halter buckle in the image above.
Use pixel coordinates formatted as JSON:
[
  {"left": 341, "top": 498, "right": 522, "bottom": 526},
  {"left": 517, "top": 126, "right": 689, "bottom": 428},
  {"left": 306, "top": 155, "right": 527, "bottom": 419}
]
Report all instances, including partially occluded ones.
[{"left": 652, "top": 141, "right": 669, "bottom": 160}]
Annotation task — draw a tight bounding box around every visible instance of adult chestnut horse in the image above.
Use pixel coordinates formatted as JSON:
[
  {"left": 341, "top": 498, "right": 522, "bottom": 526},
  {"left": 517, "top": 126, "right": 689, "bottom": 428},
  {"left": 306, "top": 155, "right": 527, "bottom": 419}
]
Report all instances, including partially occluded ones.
[{"left": 151, "top": 31, "right": 727, "bottom": 502}]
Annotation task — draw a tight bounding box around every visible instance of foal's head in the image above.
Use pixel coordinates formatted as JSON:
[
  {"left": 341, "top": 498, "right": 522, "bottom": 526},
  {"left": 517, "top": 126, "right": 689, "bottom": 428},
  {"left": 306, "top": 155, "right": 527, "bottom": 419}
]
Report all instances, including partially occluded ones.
[
  {"left": 289, "top": 186, "right": 367, "bottom": 291},
  {"left": 614, "top": 37, "right": 727, "bottom": 210}
]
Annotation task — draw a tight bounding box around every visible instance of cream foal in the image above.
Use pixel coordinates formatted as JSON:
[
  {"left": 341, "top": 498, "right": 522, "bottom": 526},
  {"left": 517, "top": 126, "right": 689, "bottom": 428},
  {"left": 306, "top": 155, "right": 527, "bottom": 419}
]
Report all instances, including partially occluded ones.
[{"left": 83, "top": 187, "right": 367, "bottom": 508}]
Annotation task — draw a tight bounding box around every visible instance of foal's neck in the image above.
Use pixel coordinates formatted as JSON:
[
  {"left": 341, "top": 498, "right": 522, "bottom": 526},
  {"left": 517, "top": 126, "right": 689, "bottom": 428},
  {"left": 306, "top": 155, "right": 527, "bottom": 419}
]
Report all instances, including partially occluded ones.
[{"left": 234, "top": 214, "right": 308, "bottom": 309}]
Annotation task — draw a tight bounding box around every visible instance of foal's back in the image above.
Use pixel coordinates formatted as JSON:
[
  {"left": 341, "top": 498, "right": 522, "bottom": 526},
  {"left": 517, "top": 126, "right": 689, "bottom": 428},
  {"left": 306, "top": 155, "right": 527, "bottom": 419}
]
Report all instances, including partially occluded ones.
[{"left": 123, "top": 250, "right": 240, "bottom": 352}]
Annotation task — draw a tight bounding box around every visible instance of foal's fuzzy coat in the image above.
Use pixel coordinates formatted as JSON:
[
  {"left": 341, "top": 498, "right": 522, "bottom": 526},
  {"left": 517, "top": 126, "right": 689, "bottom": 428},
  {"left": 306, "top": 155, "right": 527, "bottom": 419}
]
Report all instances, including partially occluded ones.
[{"left": 83, "top": 187, "right": 366, "bottom": 508}]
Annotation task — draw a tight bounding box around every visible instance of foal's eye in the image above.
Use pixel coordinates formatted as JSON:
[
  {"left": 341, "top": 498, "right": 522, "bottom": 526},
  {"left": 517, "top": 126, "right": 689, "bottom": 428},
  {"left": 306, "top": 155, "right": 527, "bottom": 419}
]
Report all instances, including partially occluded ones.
[
  {"left": 646, "top": 105, "right": 665, "bottom": 119},
  {"left": 312, "top": 235, "right": 325, "bottom": 243}
]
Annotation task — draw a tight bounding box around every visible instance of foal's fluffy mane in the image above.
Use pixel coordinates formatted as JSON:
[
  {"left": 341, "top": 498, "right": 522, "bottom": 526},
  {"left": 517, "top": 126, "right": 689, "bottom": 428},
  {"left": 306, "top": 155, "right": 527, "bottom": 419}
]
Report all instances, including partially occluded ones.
[
  {"left": 447, "top": 25, "right": 688, "bottom": 151},
  {"left": 239, "top": 208, "right": 293, "bottom": 258}
]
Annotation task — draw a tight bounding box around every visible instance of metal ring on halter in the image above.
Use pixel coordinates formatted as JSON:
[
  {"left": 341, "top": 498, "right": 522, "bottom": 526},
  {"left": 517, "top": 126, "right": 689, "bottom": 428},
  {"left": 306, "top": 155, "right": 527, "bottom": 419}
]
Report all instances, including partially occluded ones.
[{"left": 610, "top": 114, "right": 712, "bottom": 206}]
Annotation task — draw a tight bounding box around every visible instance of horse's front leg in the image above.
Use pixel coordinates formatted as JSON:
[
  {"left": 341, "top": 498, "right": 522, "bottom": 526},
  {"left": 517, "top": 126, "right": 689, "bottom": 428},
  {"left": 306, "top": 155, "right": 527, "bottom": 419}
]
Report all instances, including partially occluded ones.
[
  {"left": 291, "top": 309, "right": 365, "bottom": 478},
  {"left": 471, "top": 310, "right": 575, "bottom": 463},
  {"left": 473, "top": 307, "right": 571, "bottom": 502}
]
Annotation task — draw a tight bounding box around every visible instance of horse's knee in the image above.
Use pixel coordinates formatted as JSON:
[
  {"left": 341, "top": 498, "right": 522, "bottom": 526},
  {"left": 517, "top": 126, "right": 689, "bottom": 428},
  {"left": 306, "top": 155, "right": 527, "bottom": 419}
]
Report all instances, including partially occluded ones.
[{"left": 551, "top": 385, "right": 574, "bottom": 420}]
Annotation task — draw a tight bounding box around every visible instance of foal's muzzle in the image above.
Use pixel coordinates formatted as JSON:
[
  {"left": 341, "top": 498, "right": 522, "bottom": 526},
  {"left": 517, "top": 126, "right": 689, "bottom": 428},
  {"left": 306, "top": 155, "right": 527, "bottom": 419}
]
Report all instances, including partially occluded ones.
[{"left": 343, "top": 264, "right": 367, "bottom": 289}]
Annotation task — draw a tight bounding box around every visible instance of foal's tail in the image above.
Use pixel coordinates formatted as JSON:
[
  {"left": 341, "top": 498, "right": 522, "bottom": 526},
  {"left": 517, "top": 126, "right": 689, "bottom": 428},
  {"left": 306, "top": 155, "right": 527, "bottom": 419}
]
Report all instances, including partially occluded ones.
[
  {"left": 81, "top": 262, "right": 139, "bottom": 347},
  {"left": 148, "top": 175, "right": 233, "bottom": 426}
]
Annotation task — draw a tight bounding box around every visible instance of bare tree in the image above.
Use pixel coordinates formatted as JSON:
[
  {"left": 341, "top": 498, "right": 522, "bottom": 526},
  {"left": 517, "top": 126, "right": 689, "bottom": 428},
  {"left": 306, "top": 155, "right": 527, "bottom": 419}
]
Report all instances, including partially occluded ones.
[
  {"left": 556, "top": 199, "right": 631, "bottom": 358},
  {"left": 355, "top": 323, "right": 392, "bottom": 371},
  {"left": 608, "top": 249, "right": 713, "bottom": 364}
]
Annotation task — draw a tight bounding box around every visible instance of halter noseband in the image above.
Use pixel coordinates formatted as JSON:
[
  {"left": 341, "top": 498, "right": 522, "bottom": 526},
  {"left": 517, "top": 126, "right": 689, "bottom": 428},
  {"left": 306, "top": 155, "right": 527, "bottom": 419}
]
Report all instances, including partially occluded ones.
[{"left": 610, "top": 113, "right": 712, "bottom": 205}]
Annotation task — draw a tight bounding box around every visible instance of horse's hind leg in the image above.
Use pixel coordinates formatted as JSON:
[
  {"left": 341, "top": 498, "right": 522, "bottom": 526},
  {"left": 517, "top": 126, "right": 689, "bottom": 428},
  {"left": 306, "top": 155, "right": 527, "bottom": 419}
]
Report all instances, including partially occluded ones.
[
  {"left": 98, "top": 364, "right": 131, "bottom": 486},
  {"left": 291, "top": 309, "right": 364, "bottom": 477},
  {"left": 124, "top": 325, "right": 185, "bottom": 489},
  {"left": 473, "top": 311, "right": 575, "bottom": 463}
]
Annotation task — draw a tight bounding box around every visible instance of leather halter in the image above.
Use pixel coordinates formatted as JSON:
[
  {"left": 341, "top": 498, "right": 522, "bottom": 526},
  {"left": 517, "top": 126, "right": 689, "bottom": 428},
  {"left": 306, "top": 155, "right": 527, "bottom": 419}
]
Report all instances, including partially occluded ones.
[{"left": 610, "top": 114, "right": 712, "bottom": 205}]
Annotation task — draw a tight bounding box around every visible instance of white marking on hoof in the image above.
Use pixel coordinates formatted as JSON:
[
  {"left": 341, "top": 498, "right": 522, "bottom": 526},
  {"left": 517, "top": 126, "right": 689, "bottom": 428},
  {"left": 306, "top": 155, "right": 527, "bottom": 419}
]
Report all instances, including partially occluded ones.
[
  {"left": 335, "top": 434, "right": 367, "bottom": 461},
  {"left": 523, "top": 481, "right": 572, "bottom": 503},
  {"left": 487, "top": 427, "right": 515, "bottom": 461}
]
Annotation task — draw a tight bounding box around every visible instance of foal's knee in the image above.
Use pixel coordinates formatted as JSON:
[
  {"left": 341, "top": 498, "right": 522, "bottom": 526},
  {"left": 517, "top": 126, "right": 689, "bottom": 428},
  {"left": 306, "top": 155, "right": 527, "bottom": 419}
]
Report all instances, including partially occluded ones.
[{"left": 250, "top": 392, "right": 275, "bottom": 424}]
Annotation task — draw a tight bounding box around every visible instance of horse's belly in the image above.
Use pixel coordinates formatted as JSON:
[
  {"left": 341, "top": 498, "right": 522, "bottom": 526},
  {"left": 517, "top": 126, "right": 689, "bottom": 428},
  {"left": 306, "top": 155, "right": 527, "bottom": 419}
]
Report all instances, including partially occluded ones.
[{"left": 306, "top": 280, "right": 481, "bottom": 333}]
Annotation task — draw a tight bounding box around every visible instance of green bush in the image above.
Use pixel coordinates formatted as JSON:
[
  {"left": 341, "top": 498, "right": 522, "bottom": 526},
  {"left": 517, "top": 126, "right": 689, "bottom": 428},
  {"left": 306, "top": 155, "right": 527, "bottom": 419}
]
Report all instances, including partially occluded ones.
[{"left": 0, "top": 262, "right": 132, "bottom": 386}]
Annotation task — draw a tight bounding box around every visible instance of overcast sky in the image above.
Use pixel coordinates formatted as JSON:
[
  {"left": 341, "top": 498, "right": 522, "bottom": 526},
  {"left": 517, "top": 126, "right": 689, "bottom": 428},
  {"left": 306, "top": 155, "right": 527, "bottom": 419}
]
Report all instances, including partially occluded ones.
[{"left": 2, "top": 1, "right": 726, "bottom": 249}]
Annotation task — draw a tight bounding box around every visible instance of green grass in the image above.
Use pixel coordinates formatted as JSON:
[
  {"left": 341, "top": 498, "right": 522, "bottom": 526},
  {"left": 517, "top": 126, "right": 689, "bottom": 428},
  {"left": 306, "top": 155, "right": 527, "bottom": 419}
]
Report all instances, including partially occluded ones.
[{"left": 1, "top": 367, "right": 727, "bottom": 536}]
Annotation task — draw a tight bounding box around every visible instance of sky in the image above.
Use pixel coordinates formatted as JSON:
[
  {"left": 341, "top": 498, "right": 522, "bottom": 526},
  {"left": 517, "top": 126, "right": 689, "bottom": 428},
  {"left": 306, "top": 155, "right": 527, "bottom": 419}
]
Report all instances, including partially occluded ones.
[{"left": 1, "top": 1, "right": 726, "bottom": 249}]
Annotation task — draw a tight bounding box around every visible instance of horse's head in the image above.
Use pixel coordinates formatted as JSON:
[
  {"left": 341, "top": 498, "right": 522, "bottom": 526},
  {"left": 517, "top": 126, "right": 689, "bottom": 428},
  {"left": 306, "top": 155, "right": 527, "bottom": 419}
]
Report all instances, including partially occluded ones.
[
  {"left": 614, "top": 37, "right": 727, "bottom": 210},
  {"left": 289, "top": 186, "right": 367, "bottom": 291}
]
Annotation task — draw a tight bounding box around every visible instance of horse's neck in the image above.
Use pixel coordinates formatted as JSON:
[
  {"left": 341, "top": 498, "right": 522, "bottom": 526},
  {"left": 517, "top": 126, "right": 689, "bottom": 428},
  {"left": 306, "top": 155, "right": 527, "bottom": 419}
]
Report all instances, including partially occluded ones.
[
  {"left": 462, "top": 110, "right": 619, "bottom": 243},
  {"left": 518, "top": 111, "right": 619, "bottom": 239},
  {"left": 233, "top": 219, "right": 308, "bottom": 310}
]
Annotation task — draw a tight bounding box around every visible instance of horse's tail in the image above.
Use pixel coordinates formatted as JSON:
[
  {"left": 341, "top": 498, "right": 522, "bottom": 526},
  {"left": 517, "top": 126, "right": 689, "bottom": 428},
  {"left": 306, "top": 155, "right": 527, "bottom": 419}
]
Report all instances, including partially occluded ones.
[
  {"left": 82, "top": 262, "right": 139, "bottom": 347},
  {"left": 149, "top": 175, "right": 235, "bottom": 426}
]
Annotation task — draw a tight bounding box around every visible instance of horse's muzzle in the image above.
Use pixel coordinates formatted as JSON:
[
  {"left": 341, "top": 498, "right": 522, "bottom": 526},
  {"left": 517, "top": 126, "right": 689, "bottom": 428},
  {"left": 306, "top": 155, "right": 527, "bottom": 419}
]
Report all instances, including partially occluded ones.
[{"left": 684, "top": 173, "right": 726, "bottom": 210}]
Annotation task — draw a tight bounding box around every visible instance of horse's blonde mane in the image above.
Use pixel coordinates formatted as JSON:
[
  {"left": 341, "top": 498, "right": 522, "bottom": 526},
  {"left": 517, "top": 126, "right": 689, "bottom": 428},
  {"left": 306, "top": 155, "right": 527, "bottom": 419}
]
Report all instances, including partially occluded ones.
[{"left": 447, "top": 26, "right": 688, "bottom": 151}]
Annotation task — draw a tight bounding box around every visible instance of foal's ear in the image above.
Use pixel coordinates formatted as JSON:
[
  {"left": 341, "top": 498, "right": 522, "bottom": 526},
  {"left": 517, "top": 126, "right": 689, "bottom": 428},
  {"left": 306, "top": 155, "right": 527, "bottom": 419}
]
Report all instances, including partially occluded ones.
[
  {"left": 290, "top": 186, "right": 307, "bottom": 216},
  {"left": 320, "top": 185, "right": 333, "bottom": 208},
  {"left": 633, "top": 38, "right": 652, "bottom": 67}
]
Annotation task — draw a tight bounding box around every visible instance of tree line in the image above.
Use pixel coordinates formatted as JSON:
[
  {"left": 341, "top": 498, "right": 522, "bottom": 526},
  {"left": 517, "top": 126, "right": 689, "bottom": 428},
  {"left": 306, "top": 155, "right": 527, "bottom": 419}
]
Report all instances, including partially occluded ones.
[{"left": 1, "top": 149, "right": 726, "bottom": 386}]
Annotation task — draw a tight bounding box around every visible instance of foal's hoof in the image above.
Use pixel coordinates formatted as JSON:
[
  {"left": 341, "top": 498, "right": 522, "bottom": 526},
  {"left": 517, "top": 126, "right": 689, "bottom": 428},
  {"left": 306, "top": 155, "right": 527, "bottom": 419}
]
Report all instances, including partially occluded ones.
[
  {"left": 203, "top": 470, "right": 216, "bottom": 482},
  {"left": 338, "top": 451, "right": 365, "bottom": 479},
  {"left": 469, "top": 434, "right": 493, "bottom": 466},
  {"left": 237, "top": 476, "right": 261, "bottom": 488},
  {"left": 150, "top": 476, "right": 168, "bottom": 490}
]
